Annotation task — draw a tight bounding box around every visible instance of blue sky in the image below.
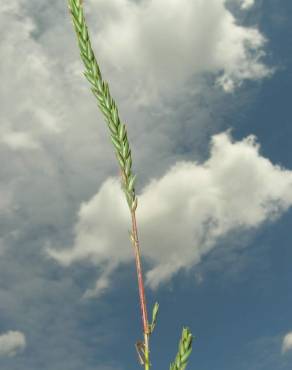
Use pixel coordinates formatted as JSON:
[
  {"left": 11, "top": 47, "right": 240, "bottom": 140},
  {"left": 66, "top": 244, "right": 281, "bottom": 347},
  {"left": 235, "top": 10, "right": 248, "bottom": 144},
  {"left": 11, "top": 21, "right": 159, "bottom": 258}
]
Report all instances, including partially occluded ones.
[{"left": 0, "top": 0, "right": 291, "bottom": 369}]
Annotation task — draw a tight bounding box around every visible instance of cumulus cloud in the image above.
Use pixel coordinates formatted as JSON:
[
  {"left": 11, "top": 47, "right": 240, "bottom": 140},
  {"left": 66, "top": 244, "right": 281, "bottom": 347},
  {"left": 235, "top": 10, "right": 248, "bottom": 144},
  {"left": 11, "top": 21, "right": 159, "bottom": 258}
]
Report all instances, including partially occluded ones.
[
  {"left": 47, "top": 131, "right": 292, "bottom": 292},
  {"left": 0, "top": 1, "right": 64, "bottom": 154},
  {"left": 282, "top": 332, "right": 292, "bottom": 354},
  {"left": 83, "top": 0, "right": 270, "bottom": 99},
  {"left": 0, "top": 331, "right": 26, "bottom": 357},
  {"left": 0, "top": 0, "right": 272, "bottom": 232}
]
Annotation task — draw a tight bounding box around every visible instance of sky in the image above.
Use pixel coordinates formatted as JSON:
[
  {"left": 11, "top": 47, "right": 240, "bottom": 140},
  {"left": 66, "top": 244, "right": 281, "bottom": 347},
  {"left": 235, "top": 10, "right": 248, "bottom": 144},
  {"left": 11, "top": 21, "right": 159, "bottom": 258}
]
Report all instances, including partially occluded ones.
[{"left": 0, "top": 0, "right": 291, "bottom": 369}]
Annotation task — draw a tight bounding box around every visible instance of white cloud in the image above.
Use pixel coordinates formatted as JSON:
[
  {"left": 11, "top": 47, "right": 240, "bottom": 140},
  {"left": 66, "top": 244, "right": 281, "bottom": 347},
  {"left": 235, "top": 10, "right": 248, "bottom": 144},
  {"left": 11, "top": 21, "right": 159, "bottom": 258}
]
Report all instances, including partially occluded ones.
[
  {"left": 0, "top": 0, "right": 272, "bottom": 232},
  {"left": 282, "top": 332, "right": 292, "bottom": 354},
  {"left": 47, "top": 131, "right": 292, "bottom": 293},
  {"left": 0, "top": 2, "right": 64, "bottom": 154},
  {"left": 84, "top": 0, "right": 270, "bottom": 99},
  {"left": 0, "top": 331, "right": 26, "bottom": 357},
  {"left": 241, "top": 0, "right": 255, "bottom": 10}
]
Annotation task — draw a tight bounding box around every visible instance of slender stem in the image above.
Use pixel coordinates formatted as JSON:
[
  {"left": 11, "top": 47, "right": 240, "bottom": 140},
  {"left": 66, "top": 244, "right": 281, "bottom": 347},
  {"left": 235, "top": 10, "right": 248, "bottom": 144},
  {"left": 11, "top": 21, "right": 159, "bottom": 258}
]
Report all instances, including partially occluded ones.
[
  {"left": 130, "top": 209, "right": 149, "bottom": 334},
  {"left": 131, "top": 210, "right": 150, "bottom": 370},
  {"left": 120, "top": 169, "right": 150, "bottom": 369},
  {"left": 144, "top": 332, "right": 150, "bottom": 370}
]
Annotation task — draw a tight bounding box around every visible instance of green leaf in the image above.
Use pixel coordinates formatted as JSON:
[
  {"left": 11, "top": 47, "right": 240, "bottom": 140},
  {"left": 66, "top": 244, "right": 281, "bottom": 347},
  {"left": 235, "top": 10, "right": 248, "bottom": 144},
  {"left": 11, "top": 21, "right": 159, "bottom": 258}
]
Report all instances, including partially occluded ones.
[
  {"left": 149, "top": 302, "right": 159, "bottom": 334},
  {"left": 152, "top": 302, "right": 159, "bottom": 322}
]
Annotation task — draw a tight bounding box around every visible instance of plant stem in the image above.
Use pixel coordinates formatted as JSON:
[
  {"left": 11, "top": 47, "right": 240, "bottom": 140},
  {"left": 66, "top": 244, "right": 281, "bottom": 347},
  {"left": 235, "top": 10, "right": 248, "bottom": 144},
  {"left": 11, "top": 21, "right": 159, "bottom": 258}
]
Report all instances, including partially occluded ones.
[
  {"left": 131, "top": 209, "right": 150, "bottom": 366},
  {"left": 121, "top": 168, "right": 150, "bottom": 368},
  {"left": 131, "top": 208, "right": 149, "bottom": 335}
]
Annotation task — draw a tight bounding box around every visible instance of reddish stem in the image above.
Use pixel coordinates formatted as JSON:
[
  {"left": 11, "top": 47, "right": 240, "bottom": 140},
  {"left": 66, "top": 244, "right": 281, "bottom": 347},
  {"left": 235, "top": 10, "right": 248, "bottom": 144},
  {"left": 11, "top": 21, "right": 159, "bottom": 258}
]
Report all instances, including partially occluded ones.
[
  {"left": 131, "top": 209, "right": 149, "bottom": 335},
  {"left": 119, "top": 169, "right": 149, "bottom": 335}
]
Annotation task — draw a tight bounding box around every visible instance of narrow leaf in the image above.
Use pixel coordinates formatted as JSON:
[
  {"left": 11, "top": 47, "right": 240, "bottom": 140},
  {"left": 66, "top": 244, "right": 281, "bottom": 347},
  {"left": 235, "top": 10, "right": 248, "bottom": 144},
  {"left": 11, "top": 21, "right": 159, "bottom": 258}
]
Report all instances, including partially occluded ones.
[{"left": 151, "top": 302, "right": 159, "bottom": 326}]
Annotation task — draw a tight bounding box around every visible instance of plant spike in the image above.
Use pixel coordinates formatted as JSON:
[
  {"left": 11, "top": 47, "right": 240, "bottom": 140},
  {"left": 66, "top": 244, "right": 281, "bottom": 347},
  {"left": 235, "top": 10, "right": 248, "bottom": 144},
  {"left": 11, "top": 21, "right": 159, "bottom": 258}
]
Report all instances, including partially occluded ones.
[
  {"left": 169, "top": 327, "right": 193, "bottom": 370},
  {"left": 67, "top": 0, "right": 136, "bottom": 211}
]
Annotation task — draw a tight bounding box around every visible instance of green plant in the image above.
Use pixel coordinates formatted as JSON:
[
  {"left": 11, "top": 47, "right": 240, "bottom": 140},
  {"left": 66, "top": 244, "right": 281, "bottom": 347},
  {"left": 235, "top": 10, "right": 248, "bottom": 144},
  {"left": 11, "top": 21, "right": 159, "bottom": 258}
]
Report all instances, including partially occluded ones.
[{"left": 66, "top": 1, "right": 194, "bottom": 369}]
